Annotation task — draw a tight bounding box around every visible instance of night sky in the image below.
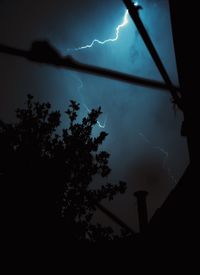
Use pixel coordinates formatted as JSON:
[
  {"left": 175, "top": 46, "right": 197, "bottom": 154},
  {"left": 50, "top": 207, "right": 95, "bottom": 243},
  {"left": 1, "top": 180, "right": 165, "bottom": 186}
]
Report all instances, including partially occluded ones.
[{"left": 0, "top": 0, "right": 189, "bottom": 232}]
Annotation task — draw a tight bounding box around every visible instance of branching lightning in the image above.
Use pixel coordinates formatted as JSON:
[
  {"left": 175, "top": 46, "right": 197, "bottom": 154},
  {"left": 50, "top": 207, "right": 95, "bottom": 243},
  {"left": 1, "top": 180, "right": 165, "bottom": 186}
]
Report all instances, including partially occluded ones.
[
  {"left": 67, "top": 10, "right": 130, "bottom": 127},
  {"left": 68, "top": 10, "right": 129, "bottom": 51},
  {"left": 139, "top": 132, "right": 177, "bottom": 185},
  {"left": 66, "top": 10, "right": 130, "bottom": 128}
]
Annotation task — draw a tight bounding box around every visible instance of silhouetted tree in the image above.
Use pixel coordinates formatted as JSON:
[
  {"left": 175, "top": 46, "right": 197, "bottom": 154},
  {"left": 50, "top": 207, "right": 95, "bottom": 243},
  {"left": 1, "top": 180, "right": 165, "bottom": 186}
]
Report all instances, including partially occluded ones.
[{"left": 0, "top": 95, "right": 132, "bottom": 242}]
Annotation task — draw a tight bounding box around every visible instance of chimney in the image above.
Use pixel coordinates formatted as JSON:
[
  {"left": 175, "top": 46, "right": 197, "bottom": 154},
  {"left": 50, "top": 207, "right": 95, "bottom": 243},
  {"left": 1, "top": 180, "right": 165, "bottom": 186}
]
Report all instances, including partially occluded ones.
[{"left": 134, "top": 191, "right": 148, "bottom": 234}]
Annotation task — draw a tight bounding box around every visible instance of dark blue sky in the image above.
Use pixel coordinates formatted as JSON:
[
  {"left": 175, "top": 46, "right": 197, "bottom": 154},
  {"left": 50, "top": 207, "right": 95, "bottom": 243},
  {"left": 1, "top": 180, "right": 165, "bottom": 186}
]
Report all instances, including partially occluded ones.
[{"left": 0, "top": 0, "right": 189, "bottom": 231}]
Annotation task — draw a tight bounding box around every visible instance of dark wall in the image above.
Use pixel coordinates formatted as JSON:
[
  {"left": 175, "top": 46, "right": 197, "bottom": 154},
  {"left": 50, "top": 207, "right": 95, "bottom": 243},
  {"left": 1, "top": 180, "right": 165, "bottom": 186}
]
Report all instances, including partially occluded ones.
[{"left": 169, "top": 1, "right": 199, "bottom": 162}]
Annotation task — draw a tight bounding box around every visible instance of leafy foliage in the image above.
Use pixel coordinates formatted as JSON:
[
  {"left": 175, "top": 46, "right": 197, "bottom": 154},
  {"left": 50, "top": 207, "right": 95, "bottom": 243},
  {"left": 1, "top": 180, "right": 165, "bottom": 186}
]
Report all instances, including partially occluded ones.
[{"left": 0, "top": 95, "right": 131, "bottom": 241}]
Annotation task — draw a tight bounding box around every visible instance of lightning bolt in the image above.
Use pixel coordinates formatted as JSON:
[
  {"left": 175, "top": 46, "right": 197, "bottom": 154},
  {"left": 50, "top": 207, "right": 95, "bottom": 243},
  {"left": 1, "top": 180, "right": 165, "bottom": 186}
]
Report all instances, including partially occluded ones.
[
  {"left": 66, "top": 9, "right": 131, "bottom": 127},
  {"left": 69, "top": 73, "right": 107, "bottom": 129},
  {"left": 138, "top": 132, "right": 177, "bottom": 185},
  {"left": 68, "top": 10, "right": 129, "bottom": 52}
]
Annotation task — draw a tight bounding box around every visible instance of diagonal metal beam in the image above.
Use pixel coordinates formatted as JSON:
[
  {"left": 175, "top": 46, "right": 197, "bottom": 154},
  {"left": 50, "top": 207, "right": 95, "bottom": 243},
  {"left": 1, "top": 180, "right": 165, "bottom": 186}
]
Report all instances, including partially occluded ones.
[
  {"left": 96, "top": 202, "right": 135, "bottom": 234},
  {"left": 0, "top": 42, "right": 180, "bottom": 93},
  {"left": 123, "top": 0, "right": 183, "bottom": 110}
]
